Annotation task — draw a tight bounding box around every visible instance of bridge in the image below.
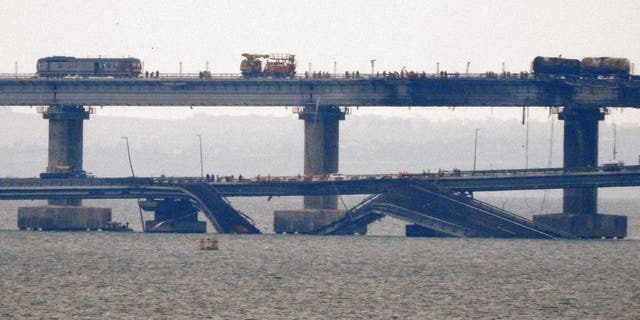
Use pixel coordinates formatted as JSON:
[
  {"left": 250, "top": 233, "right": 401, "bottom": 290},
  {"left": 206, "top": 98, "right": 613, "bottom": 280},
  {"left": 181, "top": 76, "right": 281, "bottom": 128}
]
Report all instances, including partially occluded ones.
[
  {"left": 3, "top": 166, "right": 640, "bottom": 199},
  {"left": 1, "top": 73, "right": 640, "bottom": 107},
  {"left": 4, "top": 165, "right": 639, "bottom": 238},
  {"left": 1, "top": 72, "right": 640, "bottom": 238}
]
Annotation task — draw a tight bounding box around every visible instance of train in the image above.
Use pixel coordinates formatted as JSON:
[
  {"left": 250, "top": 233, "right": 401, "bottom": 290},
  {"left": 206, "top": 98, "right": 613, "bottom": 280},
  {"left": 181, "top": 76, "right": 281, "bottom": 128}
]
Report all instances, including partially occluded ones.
[
  {"left": 36, "top": 56, "right": 142, "bottom": 78},
  {"left": 532, "top": 56, "right": 631, "bottom": 79},
  {"left": 240, "top": 53, "right": 296, "bottom": 78}
]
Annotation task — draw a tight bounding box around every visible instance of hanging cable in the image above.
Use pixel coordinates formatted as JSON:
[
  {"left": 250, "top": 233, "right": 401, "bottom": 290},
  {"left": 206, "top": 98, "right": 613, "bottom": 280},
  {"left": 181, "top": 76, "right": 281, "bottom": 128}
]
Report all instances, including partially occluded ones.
[
  {"left": 540, "top": 114, "right": 555, "bottom": 214},
  {"left": 137, "top": 199, "right": 145, "bottom": 232}
]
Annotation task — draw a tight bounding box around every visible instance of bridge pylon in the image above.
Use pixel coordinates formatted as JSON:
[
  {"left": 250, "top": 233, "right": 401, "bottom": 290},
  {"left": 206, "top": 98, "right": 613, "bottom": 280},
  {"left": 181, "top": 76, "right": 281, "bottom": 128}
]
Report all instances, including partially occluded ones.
[
  {"left": 274, "top": 105, "right": 364, "bottom": 234},
  {"left": 534, "top": 106, "right": 626, "bottom": 238},
  {"left": 18, "top": 105, "right": 113, "bottom": 231}
]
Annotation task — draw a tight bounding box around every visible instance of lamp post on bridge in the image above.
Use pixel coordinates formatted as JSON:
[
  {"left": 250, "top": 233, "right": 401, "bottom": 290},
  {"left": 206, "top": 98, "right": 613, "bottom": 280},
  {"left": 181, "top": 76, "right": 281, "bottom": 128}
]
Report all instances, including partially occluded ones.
[
  {"left": 196, "top": 134, "right": 204, "bottom": 179},
  {"left": 370, "top": 59, "right": 376, "bottom": 77},
  {"left": 473, "top": 128, "right": 480, "bottom": 171},
  {"left": 121, "top": 136, "right": 135, "bottom": 178}
]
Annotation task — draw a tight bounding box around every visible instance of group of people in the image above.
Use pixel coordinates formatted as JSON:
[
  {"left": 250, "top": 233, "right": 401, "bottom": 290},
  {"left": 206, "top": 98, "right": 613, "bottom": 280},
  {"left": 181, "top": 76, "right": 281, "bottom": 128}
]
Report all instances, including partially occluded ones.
[
  {"left": 144, "top": 70, "right": 160, "bottom": 78},
  {"left": 304, "top": 71, "right": 333, "bottom": 79},
  {"left": 483, "top": 71, "right": 530, "bottom": 79},
  {"left": 198, "top": 71, "right": 212, "bottom": 79},
  {"left": 204, "top": 174, "right": 248, "bottom": 182}
]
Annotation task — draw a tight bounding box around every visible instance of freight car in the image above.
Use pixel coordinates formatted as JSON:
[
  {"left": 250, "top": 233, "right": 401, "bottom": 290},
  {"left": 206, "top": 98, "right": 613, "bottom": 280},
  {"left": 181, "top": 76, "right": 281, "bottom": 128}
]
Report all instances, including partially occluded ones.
[
  {"left": 532, "top": 56, "right": 631, "bottom": 79},
  {"left": 532, "top": 56, "right": 581, "bottom": 78},
  {"left": 240, "top": 53, "right": 296, "bottom": 78},
  {"left": 36, "top": 56, "right": 142, "bottom": 78},
  {"left": 580, "top": 57, "right": 630, "bottom": 78}
]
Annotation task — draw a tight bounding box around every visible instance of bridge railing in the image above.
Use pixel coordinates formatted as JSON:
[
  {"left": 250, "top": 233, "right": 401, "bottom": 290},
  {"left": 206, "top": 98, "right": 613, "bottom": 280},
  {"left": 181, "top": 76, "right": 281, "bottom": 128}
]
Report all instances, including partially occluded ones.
[
  {"left": 0, "top": 73, "right": 38, "bottom": 79},
  {"left": 0, "top": 72, "right": 537, "bottom": 81}
]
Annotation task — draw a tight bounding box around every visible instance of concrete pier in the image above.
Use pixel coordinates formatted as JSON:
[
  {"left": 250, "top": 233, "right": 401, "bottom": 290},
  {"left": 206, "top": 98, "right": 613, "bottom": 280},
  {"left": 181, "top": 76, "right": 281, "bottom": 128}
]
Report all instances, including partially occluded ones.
[
  {"left": 141, "top": 199, "right": 206, "bottom": 233},
  {"left": 18, "top": 206, "right": 111, "bottom": 231},
  {"left": 534, "top": 107, "right": 627, "bottom": 238},
  {"left": 18, "top": 105, "right": 113, "bottom": 231},
  {"left": 44, "top": 105, "right": 89, "bottom": 206},
  {"left": 300, "top": 105, "right": 344, "bottom": 209},
  {"left": 274, "top": 105, "right": 356, "bottom": 234},
  {"left": 560, "top": 108, "right": 602, "bottom": 214}
]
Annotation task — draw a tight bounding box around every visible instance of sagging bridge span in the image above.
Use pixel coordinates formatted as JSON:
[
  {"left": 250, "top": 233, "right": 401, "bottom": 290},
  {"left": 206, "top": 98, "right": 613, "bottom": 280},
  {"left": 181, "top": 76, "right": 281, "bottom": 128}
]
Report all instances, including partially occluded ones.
[{"left": 4, "top": 165, "right": 640, "bottom": 238}]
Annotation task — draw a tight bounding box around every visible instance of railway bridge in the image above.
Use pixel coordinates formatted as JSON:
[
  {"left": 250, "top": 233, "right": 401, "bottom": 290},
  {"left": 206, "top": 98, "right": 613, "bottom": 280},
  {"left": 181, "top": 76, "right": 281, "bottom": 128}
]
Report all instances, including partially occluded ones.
[{"left": 1, "top": 73, "right": 640, "bottom": 237}]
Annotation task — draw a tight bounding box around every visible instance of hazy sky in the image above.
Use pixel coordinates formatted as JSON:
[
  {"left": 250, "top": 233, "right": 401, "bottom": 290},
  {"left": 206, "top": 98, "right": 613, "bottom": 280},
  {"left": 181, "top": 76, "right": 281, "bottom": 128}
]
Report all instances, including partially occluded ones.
[{"left": 1, "top": 0, "right": 640, "bottom": 121}]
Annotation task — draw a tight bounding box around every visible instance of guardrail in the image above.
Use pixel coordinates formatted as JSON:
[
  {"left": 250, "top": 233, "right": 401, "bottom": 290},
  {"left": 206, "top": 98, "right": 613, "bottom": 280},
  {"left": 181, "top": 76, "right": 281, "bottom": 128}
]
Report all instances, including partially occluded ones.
[
  {"left": 0, "top": 72, "right": 538, "bottom": 81},
  {"left": 2, "top": 72, "right": 639, "bottom": 82},
  {"left": 1, "top": 165, "right": 639, "bottom": 188}
]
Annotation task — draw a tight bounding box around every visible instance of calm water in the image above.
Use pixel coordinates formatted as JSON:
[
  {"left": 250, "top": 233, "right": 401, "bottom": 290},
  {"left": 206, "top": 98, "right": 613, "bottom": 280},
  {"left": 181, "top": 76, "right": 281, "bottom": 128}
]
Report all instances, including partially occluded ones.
[
  {"left": 1, "top": 233, "right": 639, "bottom": 319},
  {"left": 1, "top": 198, "right": 639, "bottom": 319}
]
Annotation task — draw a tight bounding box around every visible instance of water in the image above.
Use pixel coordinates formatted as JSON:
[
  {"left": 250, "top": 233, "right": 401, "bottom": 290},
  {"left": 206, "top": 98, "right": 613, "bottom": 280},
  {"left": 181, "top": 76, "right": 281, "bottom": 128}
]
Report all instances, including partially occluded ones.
[
  {"left": 1, "top": 197, "right": 639, "bottom": 319},
  {"left": 1, "top": 233, "right": 639, "bottom": 319}
]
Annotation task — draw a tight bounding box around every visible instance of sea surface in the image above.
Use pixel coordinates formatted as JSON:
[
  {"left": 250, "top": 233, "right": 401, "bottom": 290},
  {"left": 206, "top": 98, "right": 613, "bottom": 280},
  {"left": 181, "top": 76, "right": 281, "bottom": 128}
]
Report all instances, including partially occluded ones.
[{"left": 1, "top": 197, "right": 639, "bottom": 319}]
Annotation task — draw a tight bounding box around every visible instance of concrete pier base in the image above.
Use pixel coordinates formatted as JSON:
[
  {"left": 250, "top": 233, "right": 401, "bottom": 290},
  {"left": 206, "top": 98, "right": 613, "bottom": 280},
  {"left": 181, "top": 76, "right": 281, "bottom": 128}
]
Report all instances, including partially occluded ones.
[
  {"left": 405, "top": 224, "right": 455, "bottom": 237},
  {"left": 144, "top": 219, "right": 207, "bottom": 233},
  {"left": 141, "top": 199, "right": 206, "bottom": 233},
  {"left": 274, "top": 209, "right": 366, "bottom": 234},
  {"left": 18, "top": 206, "right": 111, "bottom": 231},
  {"left": 533, "top": 213, "right": 627, "bottom": 239}
]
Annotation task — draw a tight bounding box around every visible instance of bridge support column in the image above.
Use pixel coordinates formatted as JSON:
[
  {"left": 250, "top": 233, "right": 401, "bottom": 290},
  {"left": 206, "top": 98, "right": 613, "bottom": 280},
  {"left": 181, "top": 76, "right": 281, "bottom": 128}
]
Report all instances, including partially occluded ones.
[
  {"left": 534, "top": 107, "right": 626, "bottom": 238},
  {"left": 300, "top": 105, "right": 344, "bottom": 209},
  {"left": 18, "top": 106, "right": 113, "bottom": 231},
  {"left": 44, "top": 105, "right": 89, "bottom": 206},
  {"left": 141, "top": 199, "right": 206, "bottom": 233},
  {"left": 274, "top": 106, "right": 364, "bottom": 234}
]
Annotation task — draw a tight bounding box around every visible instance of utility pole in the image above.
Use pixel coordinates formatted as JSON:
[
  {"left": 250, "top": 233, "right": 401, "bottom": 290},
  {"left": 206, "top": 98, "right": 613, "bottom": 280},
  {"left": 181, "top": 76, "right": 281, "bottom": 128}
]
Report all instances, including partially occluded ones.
[
  {"left": 197, "top": 134, "right": 204, "bottom": 178},
  {"left": 613, "top": 123, "right": 617, "bottom": 161},
  {"left": 473, "top": 128, "right": 480, "bottom": 171}
]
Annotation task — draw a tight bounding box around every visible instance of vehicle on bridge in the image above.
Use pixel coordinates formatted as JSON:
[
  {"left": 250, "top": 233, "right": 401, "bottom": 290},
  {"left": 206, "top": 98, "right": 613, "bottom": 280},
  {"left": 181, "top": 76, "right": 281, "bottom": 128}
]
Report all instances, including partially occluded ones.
[
  {"left": 580, "top": 57, "right": 631, "bottom": 78},
  {"left": 532, "top": 56, "right": 631, "bottom": 79},
  {"left": 240, "top": 53, "right": 296, "bottom": 78},
  {"left": 36, "top": 56, "right": 142, "bottom": 78}
]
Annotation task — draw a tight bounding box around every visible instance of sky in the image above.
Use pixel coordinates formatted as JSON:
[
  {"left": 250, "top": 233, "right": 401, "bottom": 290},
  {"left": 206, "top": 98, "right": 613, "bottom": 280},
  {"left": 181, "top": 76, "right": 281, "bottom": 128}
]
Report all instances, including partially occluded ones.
[{"left": 1, "top": 0, "right": 640, "bottom": 121}]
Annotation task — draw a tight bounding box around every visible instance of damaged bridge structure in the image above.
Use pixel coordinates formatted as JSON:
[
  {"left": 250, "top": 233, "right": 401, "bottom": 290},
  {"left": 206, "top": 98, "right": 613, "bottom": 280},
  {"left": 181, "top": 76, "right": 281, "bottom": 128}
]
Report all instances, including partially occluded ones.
[
  {"left": 2, "top": 165, "right": 640, "bottom": 238},
  {"left": 2, "top": 72, "right": 640, "bottom": 238},
  {"left": 315, "top": 181, "right": 570, "bottom": 238}
]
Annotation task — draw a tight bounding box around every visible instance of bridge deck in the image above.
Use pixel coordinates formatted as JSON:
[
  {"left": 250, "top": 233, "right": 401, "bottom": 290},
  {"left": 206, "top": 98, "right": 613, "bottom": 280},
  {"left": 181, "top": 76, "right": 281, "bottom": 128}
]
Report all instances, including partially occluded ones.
[
  {"left": 1, "top": 75, "right": 639, "bottom": 107},
  {"left": 0, "top": 166, "right": 639, "bottom": 200}
]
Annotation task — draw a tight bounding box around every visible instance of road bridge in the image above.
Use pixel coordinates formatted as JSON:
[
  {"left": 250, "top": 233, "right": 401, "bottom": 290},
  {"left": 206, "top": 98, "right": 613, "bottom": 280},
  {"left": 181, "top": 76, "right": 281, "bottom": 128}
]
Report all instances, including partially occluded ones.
[
  {"left": 2, "top": 73, "right": 640, "bottom": 237},
  {"left": 2, "top": 166, "right": 640, "bottom": 200},
  {"left": 3, "top": 166, "right": 635, "bottom": 238}
]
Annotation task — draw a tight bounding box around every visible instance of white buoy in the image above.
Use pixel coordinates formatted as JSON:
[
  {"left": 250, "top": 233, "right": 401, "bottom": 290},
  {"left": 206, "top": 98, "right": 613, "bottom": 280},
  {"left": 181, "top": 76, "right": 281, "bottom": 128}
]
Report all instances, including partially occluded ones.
[{"left": 199, "top": 237, "right": 218, "bottom": 250}]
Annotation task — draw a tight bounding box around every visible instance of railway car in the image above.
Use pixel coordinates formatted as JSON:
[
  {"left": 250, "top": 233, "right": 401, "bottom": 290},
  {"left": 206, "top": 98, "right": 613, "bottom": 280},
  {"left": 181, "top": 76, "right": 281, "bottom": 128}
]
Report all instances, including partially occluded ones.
[
  {"left": 36, "top": 56, "right": 142, "bottom": 78},
  {"left": 532, "top": 56, "right": 581, "bottom": 78},
  {"left": 580, "top": 57, "right": 630, "bottom": 78},
  {"left": 532, "top": 56, "right": 631, "bottom": 79}
]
